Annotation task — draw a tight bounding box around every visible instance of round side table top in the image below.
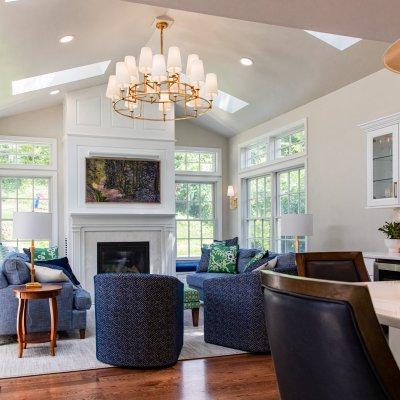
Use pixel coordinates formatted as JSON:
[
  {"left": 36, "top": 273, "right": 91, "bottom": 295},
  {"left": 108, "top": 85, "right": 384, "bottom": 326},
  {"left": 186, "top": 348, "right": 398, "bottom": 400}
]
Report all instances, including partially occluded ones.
[{"left": 13, "top": 284, "right": 62, "bottom": 299}]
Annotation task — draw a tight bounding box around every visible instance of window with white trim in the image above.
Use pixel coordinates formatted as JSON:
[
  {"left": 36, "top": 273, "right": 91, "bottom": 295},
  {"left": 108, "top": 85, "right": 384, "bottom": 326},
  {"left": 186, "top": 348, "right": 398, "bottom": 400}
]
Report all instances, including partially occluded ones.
[
  {"left": 276, "top": 167, "right": 306, "bottom": 252},
  {"left": 240, "top": 122, "right": 306, "bottom": 169},
  {"left": 175, "top": 149, "right": 217, "bottom": 173},
  {"left": 244, "top": 166, "right": 306, "bottom": 252},
  {"left": 245, "top": 175, "right": 272, "bottom": 249},
  {"left": 0, "top": 141, "right": 51, "bottom": 167},
  {"left": 175, "top": 147, "right": 221, "bottom": 259},
  {"left": 1, "top": 177, "right": 51, "bottom": 249},
  {"left": 175, "top": 182, "right": 214, "bottom": 258},
  {"left": 0, "top": 137, "right": 56, "bottom": 251}
]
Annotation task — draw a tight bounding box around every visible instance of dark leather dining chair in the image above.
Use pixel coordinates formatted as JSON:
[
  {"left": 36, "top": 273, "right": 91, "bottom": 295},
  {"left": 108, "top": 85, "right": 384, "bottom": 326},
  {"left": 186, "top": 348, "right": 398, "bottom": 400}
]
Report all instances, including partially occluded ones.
[
  {"left": 296, "top": 251, "right": 370, "bottom": 282},
  {"left": 261, "top": 271, "right": 400, "bottom": 400}
]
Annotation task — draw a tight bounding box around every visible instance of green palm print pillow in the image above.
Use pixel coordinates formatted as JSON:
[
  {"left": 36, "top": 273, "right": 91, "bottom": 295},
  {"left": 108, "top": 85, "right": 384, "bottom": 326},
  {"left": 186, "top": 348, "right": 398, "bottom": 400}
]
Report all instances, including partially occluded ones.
[
  {"left": 208, "top": 245, "right": 238, "bottom": 274},
  {"left": 34, "top": 246, "right": 59, "bottom": 261},
  {"left": 243, "top": 250, "right": 268, "bottom": 272}
]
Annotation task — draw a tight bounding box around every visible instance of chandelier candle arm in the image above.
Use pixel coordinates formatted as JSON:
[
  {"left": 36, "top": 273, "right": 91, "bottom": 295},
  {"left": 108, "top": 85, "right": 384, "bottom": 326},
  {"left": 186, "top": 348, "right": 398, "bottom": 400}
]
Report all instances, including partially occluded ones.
[{"left": 108, "top": 17, "right": 216, "bottom": 121}]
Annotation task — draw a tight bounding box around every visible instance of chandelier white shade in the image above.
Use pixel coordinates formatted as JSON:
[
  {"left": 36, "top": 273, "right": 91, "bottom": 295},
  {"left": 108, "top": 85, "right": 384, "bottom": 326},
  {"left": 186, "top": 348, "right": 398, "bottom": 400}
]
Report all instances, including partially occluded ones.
[{"left": 106, "top": 19, "right": 217, "bottom": 121}]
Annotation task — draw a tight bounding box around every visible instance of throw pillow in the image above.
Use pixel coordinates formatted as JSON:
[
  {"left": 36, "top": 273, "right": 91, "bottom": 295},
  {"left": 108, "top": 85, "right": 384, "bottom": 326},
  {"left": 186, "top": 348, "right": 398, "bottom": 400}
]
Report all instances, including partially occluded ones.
[
  {"left": 0, "top": 244, "right": 17, "bottom": 265},
  {"left": 24, "top": 246, "right": 59, "bottom": 261},
  {"left": 237, "top": 248, "right": 259, "bottom": 273},
  {"left": 243, "top": 250, "right": 269, "bottom": 273},
  {"left": 26, "top": 263, "right": 69, "bottom": 283},
  {"left": 3, "top": 258, "right": 30, "bottom": 285},
  {"left": 36, "top": 257, "right": 80, "bottom": 286},
  {"left": 214, "top": 237, "right": 238, "bottom": 247},
  {"left": 208, "top": 244, "right": 238, "bottom": 274},
  {"left": 196, "top": 240, "right": 237, "bottom": 273},
  {"left": 197, "top": 246, "right": 212, "bottom": 273},
  {"left": 251, "top": 257, "right": 278, "bottom": 272}
]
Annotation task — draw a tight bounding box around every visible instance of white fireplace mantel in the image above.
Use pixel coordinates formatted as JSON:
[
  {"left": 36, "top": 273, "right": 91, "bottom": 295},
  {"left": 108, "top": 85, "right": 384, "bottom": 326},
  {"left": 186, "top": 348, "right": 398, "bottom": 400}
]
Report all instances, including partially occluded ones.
[{"left": 63, "top": 84, "right": 177, "bottom": 294}]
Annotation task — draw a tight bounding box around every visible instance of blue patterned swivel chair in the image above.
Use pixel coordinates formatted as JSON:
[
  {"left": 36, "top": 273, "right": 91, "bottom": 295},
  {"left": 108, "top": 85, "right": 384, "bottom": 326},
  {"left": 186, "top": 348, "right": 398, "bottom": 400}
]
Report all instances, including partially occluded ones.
[{"left": 94, "top": 273, "right": 184, "bottom": 368}]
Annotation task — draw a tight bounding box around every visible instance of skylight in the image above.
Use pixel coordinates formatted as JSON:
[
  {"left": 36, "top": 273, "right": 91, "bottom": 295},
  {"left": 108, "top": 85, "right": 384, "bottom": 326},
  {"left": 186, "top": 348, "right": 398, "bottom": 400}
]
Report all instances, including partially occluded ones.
[
  {"left": 12, "top": 60, "right": 111, "bottom": 95},
  {"left": 305, "top": 30, "right": 362, "bottom": 51},
  {"left": 213, "top": 90, "right": 248, "bottom": 113}
]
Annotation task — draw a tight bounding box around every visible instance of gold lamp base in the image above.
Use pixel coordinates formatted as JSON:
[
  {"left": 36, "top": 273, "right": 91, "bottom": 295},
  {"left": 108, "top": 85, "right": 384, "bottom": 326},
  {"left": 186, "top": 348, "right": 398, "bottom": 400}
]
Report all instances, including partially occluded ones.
[
  {"left": 25, "top": 281, "right": 42, "bottom": 289},
  {"left": 26, "top": 240, "right": 42, "bottom": 289}
]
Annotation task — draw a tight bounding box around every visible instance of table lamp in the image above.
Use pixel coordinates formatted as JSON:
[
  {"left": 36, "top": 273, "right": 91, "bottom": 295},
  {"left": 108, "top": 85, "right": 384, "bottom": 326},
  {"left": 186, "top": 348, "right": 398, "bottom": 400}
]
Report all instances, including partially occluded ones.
[
  {"left": 13, "top": 212, "right": 52, "bottom": 289},
  {"left": 280, "top": 213, "right": 313, "bottom": 253}
]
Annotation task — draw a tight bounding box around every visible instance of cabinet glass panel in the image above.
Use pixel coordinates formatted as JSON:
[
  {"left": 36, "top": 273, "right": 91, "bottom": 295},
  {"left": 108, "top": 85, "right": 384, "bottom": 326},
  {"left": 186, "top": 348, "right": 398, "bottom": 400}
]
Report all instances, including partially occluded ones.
[{"left": 373, "top": 133, "right": 394, "bottom": 199}]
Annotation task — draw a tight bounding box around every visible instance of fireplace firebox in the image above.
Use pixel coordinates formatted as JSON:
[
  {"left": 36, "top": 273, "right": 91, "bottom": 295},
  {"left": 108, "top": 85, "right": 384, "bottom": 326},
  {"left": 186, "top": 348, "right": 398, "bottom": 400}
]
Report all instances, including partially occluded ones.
[{"left": 97, "top": 242, "right": 150, "bottom": 274}]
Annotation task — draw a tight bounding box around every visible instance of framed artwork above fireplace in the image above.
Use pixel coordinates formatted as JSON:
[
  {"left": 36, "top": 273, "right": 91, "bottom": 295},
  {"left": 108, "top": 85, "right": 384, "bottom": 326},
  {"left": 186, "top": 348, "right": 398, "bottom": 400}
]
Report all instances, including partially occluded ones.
[{"left": 85, "top": 157, "right": 161, "bottom": 203}]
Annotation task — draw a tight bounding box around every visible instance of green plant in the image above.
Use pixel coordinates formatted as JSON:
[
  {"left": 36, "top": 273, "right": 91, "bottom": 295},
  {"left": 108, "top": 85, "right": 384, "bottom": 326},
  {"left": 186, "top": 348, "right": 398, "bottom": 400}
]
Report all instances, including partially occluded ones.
[{"left": 378, "top": 221, "right": 400, "bottom": 239}]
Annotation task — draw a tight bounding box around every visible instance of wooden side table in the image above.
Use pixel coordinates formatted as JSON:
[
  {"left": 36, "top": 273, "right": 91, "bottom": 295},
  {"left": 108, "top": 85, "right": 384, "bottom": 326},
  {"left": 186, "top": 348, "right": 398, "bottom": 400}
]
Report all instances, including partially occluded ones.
[{"left": 13, "top": 284, "right": 62, "bottom": 358}]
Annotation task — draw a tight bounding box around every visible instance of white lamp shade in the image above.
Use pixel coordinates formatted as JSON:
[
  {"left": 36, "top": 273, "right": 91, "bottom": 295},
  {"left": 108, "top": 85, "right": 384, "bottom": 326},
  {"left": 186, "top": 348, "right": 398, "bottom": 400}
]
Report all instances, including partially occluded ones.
[
  {"left": 115, "top": 61, "right": 130, "bottom": 89},
  {"left": 139, "top": 47, "right": 153, "bottom": 74},
  {"left": 105, "top": 75, "right": 119, "bottom": 100},
  {"left": 280, "top": 214, "right": 313, "bottom": 236},
  {"left": 13, "top": 212, "right": 52, "bottom": 240},
  {"left": 124, "top": 56, "right": 139, "bottom": 84},
  {"left": 186, "top": 54, "right": 199, "bottom": 77},
  {"left": 205, "top": 73, "right": 218, "bottom": 99},
  {"left": 151, "top": 54, "right": 167, "bottom": 83},
  {"left": 227, "top": 185, "right": 235, "bottom": 197},
  {"left": 167, "top": 46, "right": 182, "bottom": 74},
  {"left": 190, "top": 59, "right": 205, "bottom": 87}
]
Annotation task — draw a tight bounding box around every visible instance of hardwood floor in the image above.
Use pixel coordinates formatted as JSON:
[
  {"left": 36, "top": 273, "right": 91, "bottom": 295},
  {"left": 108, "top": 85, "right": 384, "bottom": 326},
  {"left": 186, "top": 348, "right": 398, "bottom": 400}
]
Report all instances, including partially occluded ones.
[{"left": 0, "top": 354, "right": 279, "bottom": 400}]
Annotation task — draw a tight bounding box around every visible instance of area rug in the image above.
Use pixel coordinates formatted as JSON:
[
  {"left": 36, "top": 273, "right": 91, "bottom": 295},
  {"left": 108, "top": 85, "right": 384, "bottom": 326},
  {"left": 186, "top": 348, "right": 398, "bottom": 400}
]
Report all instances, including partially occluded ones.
[{"left": 0, "top": 309, "right": 245, "bottom": 379}]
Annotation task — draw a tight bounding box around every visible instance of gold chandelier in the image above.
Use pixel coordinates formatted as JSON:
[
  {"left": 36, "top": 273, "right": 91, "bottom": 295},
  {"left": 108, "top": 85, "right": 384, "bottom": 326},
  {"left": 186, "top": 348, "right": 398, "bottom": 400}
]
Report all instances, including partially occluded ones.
[{"left": 105, "top": 19, "right": 218, "bottom": 121}]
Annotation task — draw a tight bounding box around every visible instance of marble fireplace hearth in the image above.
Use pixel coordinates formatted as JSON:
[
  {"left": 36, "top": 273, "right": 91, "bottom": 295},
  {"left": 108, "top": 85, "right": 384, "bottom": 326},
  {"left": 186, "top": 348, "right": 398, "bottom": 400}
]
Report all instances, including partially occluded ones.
[{"left": 69, "top": 214, "right": 176, "bottom": 296}]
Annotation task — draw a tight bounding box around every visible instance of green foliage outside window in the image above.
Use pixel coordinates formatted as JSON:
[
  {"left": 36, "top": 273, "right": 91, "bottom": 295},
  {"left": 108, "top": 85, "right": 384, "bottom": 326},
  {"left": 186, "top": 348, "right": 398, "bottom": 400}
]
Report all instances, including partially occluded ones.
[{"left": 0, "top": 142, "right": 51, "bottom": 166}]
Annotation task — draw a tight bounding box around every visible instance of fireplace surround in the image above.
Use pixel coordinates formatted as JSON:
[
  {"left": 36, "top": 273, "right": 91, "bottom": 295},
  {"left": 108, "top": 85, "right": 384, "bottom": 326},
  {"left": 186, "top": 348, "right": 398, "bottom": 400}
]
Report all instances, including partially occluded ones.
[{"left": 97, "top": 241, "right": 150, "bottom": 274}]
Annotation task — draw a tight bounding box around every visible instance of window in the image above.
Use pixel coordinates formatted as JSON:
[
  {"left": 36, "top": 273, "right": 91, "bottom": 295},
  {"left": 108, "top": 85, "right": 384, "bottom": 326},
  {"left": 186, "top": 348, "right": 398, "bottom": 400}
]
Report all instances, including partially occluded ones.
[
  {"left": 240, "top": 121, "right": 306, "bottom": 169},
  {"left": 275, "top": 128, "right": 305, "bottom": 159},
  {"left": 0, "top": 141, "right": 51, "bottom": 166},
  {"left": 0, "top": 177, "right": 51, "bottom": 249},
  {"left": 244, "top": 166, "right": 306, "bottom": 252},
  {"left": 245, "top": 175, "right": 272, "bottom": 249},
  {"left": 243, "top": 140, "right": 268, "bottom": 168},
  {"left": 175, "top": 182, "right": 214, "bottom": 258},
  {"left": 276, "top": 167, "right": 306, "bottom": 252},
  {"left": 175, "top": 149, "right": 217, "bottom": 173}
]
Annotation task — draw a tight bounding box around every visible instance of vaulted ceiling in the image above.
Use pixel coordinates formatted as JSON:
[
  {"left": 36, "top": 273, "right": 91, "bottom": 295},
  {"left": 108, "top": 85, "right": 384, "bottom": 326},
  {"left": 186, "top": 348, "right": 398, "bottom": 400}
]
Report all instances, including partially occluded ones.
[{"left": 0, "top": 0, "right": 394, "bottom": 136}]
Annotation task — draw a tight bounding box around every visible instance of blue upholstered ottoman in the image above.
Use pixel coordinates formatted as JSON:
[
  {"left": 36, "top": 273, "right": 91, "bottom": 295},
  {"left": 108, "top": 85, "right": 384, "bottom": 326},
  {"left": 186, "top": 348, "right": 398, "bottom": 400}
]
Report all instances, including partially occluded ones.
[{"left": 94, "top": 273, "right": 184, "bottom": 368}]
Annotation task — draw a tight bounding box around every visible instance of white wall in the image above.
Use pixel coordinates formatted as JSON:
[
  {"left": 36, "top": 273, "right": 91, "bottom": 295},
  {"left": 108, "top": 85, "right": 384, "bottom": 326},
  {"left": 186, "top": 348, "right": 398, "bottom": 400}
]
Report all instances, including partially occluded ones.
[
  {"left": 229, "top": 69, "right": 400, "bottom": 252},
  {"left": 175, "top": 120, "right": 230, "bottom": 238},
  {"left": 0, "top": 105, "right": 65, "bottom": 247}
]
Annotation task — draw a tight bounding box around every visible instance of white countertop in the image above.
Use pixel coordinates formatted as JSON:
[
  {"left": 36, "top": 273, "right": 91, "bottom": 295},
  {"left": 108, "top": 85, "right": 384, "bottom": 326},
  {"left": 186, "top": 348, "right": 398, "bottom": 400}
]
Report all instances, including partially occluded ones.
[
  {"left": 366, "top": 281, "right": 400, "bottom": 328},
  {"left": 363, "top": 252, "right": 400, "bottom": 261}
]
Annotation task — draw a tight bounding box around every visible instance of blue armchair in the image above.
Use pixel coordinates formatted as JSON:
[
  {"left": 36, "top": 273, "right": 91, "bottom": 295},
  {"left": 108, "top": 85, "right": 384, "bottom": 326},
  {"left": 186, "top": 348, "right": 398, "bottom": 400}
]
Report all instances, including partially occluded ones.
[
  {"left": 94, "top": 273, "right": 184, "bottom": 368},
  {"left": 204, "top": 272, "right": 269, "bottom": 353}
]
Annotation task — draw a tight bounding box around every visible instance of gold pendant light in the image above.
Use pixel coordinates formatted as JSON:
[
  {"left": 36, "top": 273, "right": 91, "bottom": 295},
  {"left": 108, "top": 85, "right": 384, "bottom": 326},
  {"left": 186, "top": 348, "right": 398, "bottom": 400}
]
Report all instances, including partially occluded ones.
[{"left": 106, "top": 17, "right": 218, "bottom": 122}]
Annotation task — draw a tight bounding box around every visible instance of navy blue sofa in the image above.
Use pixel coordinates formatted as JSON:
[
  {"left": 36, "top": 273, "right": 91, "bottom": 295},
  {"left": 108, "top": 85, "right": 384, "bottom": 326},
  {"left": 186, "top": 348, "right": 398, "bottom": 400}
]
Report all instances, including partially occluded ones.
[
  {"left": 186, "top": 250, "right": 296, "bottom": 300},
  {"left": 187, "top": 249, "right": 297, "bottom": 353}
]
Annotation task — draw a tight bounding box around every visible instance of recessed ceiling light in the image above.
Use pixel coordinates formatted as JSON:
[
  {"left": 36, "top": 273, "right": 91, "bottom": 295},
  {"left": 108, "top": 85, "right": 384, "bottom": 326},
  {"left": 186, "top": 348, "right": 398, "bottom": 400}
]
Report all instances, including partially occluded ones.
[
  {"left": 59, "top": 35, "right": 74, "bottom": 44},
  {"left": 240, "top": 58, "right": 253, "bottom": 66},
  {"left": 12, "top": 60, "right": 111, "bottom": 95},
  {"left": 49, "top": 90, "right": 60, "bottom": 95},
  {"left": 305, "top": 30, "right": 362, "bottom": 51}
]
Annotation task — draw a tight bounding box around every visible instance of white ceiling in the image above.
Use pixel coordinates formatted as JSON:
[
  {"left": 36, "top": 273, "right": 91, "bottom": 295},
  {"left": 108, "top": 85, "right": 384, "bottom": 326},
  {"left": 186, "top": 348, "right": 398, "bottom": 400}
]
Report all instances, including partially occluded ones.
[{"left": 0, "top": 0, "right": 391, "bottom": 136}]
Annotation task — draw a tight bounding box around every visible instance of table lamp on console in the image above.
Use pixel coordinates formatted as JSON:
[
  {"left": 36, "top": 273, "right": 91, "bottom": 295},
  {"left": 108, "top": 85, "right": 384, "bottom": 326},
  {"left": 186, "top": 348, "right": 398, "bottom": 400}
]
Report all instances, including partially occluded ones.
[{"left": 13, "top": 212, "right": 52, "bottom": 289}]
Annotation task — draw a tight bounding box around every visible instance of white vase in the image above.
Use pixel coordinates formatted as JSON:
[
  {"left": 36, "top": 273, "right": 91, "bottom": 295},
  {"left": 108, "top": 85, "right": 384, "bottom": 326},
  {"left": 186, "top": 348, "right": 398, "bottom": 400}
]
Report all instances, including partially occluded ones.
[{"left": 384, "top": 239, "right": 400, "bottom": 253}]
